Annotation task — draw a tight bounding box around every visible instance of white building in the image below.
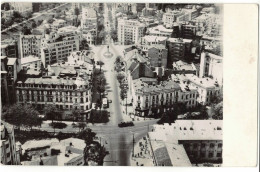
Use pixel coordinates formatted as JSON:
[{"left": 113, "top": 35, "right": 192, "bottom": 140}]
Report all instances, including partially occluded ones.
[
  {"left": 172, "top": 73, "right": 222, "bottom": 105},
  {"left": 81, "top": 7, "right": 97, "bottom": 38},
  {"left": 41, "top": 32, "right": 80, "bottom": 67},
  {"left": 18, "top": 34, "right": 42, "bottom": 59},
  {"left": 21, "top": 55, "right": 42, "bottom": 72},
  {"left": 131, "top": 78, "right": 198, "bottom": 117},
  {"left": 9, "top": 2, "right": 32, "bottom": 14},
  {"left": 199, "top": 52, "right": 223, "bottom": 85},
  {"left": 118, "top": 18, "right": 145, "bottom": 45},
  {"left": 148, "top": 120, "right": 223, "bottom": 166},
  {"left": 21, "top": 138, "right": 86, "bottom": 166},
  {"left": 147, "top": 25, "right": 173, "bottom": 37}
]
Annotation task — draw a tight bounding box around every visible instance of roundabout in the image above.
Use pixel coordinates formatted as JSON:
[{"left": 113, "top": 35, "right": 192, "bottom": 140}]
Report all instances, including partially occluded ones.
[{"left": 103, "top": 45, "right": 113, "bottom": 58}]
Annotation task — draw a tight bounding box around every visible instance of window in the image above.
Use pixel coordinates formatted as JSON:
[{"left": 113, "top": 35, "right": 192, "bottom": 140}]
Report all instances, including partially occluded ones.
[
  {"left": 193, "top": 143, "right": 198, "bottom": 149},
  {"left": 218, "top": 143, "right": 222, "bottom": 148},
  {"left": 208, "top": 152, "right": 213, "bottom": 158},
  {"left": 201, "top": 143, "right": 206, "bottom": 148},
  {"left": 210, "top": 143, "right": 215, "bottom": 148},
  {"left": 217, "top": 152, "right": 222, "bottom": 157}
]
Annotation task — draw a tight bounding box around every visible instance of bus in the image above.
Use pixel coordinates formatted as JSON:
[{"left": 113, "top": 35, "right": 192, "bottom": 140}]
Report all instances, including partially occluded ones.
[{"left": 102, "top": 98, "right": 108, "bottom": 108}]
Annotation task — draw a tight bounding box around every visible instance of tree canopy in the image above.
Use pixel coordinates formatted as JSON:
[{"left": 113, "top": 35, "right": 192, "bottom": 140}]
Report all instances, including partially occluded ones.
[
  {"left": 43, "top": 104, "right": 62, "bottom": 123},
  {"left": 2, "top": 103, "right": 42, "bottom": 130}
]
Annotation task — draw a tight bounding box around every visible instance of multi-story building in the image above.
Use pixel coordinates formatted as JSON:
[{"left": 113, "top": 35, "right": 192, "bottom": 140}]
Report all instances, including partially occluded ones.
[
  {"left": 148, "top": 120, "right": 223, "bottom": 166},
  {"left": 1, "top": 39, "right": 19, "bottom": 69},
  {"left": 172, "top": 73, "right": 222, "bottom": 105},
  {"left": 1, "top": 121, "right": 21, "bottom": 165},
  {"left": 140, "top": 35, "right": 168, "bottom": 47},
  {"left": 51, "top": 19, "right": 68, "bottom": 31},
  {"left": 147, "top": 25, "right": 173, "bottom": 37},
  {"left": 9, "top": 2, "right": 32, "bottom": 14},
  {"left": 162, "top": 10, "right": 181, "bottom": 27},
  {"left": 81, "top": 7, "right": 97, "bottom": 38},
  {"left": 21, "top": 138, "right": 86, "bottom": 165},
  {"left": 118, "top": 18, "right": 145, "bottom": 45},
  {"left": 142, "top": 44, "right": 168, "bottom": 68},
  {"left": 1, "top": 56, "right": 9, "bottom": 106},
  {"left": 172, "top": 60, "right": 198, "bottom": 75},
  {"left": 0, "top": 56, "right": 19, "bottom": 104},
  {"left": 131, "top": 79, "right": 198, "bottom": 117},
  {"left": 40, "top": 32, "right": 80, "bottom": 67},
  {"left": 16, "top": 74, "right": 92, "bottom": 120},
  {"left": 163, "top": 9, "right": 199, "bottom": 27},
  {"left": 18, "top": 34, "right": 42, "bottom": 59},
  {"left": 167, "top": 38, "right": 192, "bottom": 66},
  {"left": 21, "top": 55, "right": 42, "bottom": 72},
  {"left": 199, "top": 52, "right": 223, "bottom": 85},
  {"left": 181, "top": 24, "right": 196, "bottom": 39}
]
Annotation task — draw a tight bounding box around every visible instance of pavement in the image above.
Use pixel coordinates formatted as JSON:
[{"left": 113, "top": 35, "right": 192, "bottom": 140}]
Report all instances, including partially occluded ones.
[{"left": 129, "top": 136, "right": 154, "bottom": 166}]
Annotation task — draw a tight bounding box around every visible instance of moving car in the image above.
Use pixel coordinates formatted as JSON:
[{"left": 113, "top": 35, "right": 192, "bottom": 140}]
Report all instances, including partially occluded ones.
[{"left": 118, "top": 121, "right": 134, "bottom": 128}]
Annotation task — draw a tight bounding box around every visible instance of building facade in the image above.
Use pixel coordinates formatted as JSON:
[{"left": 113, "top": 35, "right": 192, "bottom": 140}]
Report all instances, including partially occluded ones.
[
  {"left": 1, "top": 121, "right": 21, "bottom": 165},
  {"left": 16, "top": 75, "right": 92, "bottom": 120},
  {"left": 145, "top": 45, "right": 168, "bottom": 68},
  {"left": 199, "top": 52, "right": 223, "bottom": 86},
  {"left": 131, "top": 79, "right": 198, "bottom": 117},
  {"left": 18, "top": 34, "right": 42, "bottom": 59},
  {"left": 40, "top": 32, "right": 80, "bottom": 67},
  {"left": 118, "top": 18, "right": 145, "bottom": 45},
  {"left": 167, "top": 38, "right": 192, "bottom": 66}
]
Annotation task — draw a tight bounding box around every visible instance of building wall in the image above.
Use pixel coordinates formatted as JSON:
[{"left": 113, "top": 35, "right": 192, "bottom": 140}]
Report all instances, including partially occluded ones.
[
  {"left": 41, "top": 34, "right": 80, "bottom": 67},
  {"left": 132, "top": 83, "right": 198, "bottom": 117},
  {"left": 18, "top": 34, "right": 42, "bottom": 59},
  {"left": 180, "top": 140, "right": 223, "bottom": 162},
  {"left": 16, "top": 81, "right": 92, "bottom": 120},
  {"left": 147, "top": 47, "right": 168, "bottom": 68},
  {"left": 118, "top": 19, "right": 145, "bottom": 45},
  {"left": 0, "top": 122, "right": 20, "bottom": 165},
  {"left": 22, "top": 60, "right": 42, "bottom": 72}
]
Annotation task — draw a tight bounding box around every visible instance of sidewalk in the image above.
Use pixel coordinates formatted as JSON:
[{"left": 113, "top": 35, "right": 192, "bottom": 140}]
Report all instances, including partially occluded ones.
[{"left": 130, "top": 136, "right": 154, "bottom": 166}]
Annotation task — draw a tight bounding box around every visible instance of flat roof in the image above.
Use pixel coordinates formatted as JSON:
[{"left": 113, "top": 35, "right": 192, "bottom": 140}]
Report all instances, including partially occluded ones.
[{"left": 7, "top": 58, "right": 17, "bottom": 66}]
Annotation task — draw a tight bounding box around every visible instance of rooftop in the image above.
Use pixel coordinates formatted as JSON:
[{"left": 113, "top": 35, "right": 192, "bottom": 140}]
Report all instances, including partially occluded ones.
[
  {"left": 149, "top": 120, "right": 222, "bottom": 143},
  {"left": 142, "top": 35, "right": 168, "bottom": 43},
  {"left": 168, "top": 38, "right": 192, "bottom": 43},
  {"left": 21, "top": 55, "right": 41, "bottom": 64}
]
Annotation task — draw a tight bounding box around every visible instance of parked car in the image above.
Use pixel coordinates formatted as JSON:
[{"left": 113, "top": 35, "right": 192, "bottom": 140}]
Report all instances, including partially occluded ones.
[{"left": 118, "top": 121, "right": 134, "bottom": 128}]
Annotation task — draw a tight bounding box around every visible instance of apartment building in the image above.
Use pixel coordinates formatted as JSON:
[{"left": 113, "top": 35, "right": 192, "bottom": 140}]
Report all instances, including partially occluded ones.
[
  {"left": 163, "top": 9, "right": 199, "bottom": 27},
  {"left": 148, "top": 120, "right": 223, "bottom": 166},
  {"left": 1, "top": 39, "right": 19, "bottom": 59},
  {"left": 81, "top": 7, "right": 97, "bottom": 38},
  {"left": 0, "top": 56, "right": 19, "bottom": 104},
  {"left": 147, "top": 25, "right": 173, "bottom": 37},
  {"left": 131, "top": 79, "right": 198, "bottom": 117},
  {"left": 41, "top": 32, "right": 80, "bottom": 67},
  {"left": 167, "top": 38, "right": 192, "bottom": 66},
  {"left": 181, "top": 24, "right": 196, "bottom": 39},
  {"left": 1, "top": 121, "right": 21, "bottom": 165},
  {"left": 199, "top": 52, "right": 223, "bottom": 86},
  {"left": 118, "top": 18, "right": 145, "bottom": 45},
  {"left": 9, "top": 2, "right": 32, "bottom": 13},
  {"left": 18, "top": 34, "right": 42, "bottom": 59},
  {"left": 141, "top": 44, "right": 168, "bottom": 68},
  {"left": 21, "top": 55, "right": 42, "bottom": 72},
  {"left": 16, "top": 75, "right": 92, "bottom": 120},
  {"left": 172, "top": 73, "right": 222, "bottom": 105},
  {"left": 140, "top": 35, "right": 168, "bottom": 47}
]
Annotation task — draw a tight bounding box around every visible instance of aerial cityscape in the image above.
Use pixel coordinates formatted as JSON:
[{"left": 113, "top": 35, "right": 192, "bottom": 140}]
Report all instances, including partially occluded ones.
[{"left": 1, "top": 2, "right": 223, "bottom": 166}]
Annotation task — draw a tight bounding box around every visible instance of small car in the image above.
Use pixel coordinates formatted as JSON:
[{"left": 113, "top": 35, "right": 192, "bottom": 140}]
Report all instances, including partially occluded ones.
[{"left": 118, "top": 121, "right": 134, "bottom": 128}]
